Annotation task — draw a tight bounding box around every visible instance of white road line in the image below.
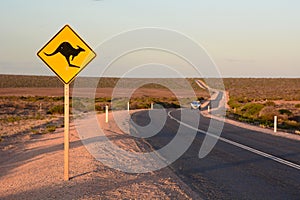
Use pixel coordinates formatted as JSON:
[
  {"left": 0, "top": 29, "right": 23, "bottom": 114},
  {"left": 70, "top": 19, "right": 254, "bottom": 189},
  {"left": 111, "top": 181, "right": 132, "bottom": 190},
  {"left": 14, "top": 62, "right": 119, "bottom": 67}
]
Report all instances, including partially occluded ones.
[{"left": 168, "top": 110, "right": 300, "bottom": 170}]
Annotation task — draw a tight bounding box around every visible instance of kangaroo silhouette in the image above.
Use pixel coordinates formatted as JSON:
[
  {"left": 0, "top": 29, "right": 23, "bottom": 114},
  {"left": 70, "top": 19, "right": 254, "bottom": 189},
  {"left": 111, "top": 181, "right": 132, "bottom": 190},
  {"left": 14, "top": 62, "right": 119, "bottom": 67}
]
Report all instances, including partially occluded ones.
[{"left": 44, "top": 42, "right": 85, "bottom": 68}]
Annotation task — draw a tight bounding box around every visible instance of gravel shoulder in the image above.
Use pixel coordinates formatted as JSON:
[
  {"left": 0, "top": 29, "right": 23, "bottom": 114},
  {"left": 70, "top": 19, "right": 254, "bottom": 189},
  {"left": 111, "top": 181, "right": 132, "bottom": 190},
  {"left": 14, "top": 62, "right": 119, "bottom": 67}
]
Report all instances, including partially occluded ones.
[{"left": 0, "top": 112, "right": 198, "bottom": 200}]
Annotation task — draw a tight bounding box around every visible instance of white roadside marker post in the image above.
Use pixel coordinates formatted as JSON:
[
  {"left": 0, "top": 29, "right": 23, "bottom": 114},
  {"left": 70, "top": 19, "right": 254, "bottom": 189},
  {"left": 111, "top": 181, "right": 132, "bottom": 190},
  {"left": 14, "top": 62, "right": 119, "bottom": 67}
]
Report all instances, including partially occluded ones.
[
  {"left": 127, "top": 102, "right": 130, "bottom": 112},
  {"left": 151, "top": 102, "right": 153, "bottom": 110},
  {"left": 208, "top": 105, "right": 210, "bottom": 113},
  {"left": 274, "top": 116, "right": 277, "bottom": 133},
  {"left": 64, "top": 83, "right": 70, "bottom": 181},
  {"left": 106, "top": 105, "right": 109, "bottom": 123}
]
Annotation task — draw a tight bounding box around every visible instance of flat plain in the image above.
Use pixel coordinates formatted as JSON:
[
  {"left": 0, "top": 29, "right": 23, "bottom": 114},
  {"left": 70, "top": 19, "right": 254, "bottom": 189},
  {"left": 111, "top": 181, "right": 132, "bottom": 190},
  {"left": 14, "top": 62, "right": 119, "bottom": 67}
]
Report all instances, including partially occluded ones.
[{"left": 0, "top": 75, "right": 299, "bottom": 199}]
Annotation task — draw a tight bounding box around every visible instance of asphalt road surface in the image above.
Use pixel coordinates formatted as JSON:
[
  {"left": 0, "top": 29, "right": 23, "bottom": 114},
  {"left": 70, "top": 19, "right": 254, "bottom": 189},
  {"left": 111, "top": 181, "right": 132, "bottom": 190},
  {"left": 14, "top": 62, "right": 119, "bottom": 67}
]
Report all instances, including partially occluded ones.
[{"left": 131, "top": 109, "right": 300, "bottom": 199}]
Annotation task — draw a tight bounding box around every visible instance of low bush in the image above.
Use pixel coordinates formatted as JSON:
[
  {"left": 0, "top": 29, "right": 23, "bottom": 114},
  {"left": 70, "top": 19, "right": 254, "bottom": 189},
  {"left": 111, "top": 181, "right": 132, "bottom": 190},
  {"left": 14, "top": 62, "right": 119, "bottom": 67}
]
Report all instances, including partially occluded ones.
[
  {"left": 30, "top": 129, "right": 39, "bottom": 134},
  {"left": 279, "top": 109, "right": 292, "bottom": 116},
  {"left": 6, "top": 116, "right": 22, "bottom": 123},
  {"left": 95, "top": 97, "right": 111, "bottom": 103},
  {"left": 197, "top": 97, "right": 205, "bottom": 101},
  {"left": 241, "top": 103, "right": 265, "bottom": 118},
  {"left": 279, "top": 120, "right": 300, "bottom": 129},
  {"left": 227, "top": 99, "right": 242, "bottom": 110},
  {"left": 52, "top": 97, "right": 64, "bottom": 101},
  {"left": 47, "top": 105, "right": 64, "bottom": 115},
  {"left": 264, "top": 101, "right": 276, "bottom": 107},
  {"left": 95, "top": 104, "right": 105, "bottom": 112},
  {"left": 259, "top": 106, "right": 278, "bottom": 121},
  {"left": 46, "top": 125, "right": 56, "bottom": 133}
]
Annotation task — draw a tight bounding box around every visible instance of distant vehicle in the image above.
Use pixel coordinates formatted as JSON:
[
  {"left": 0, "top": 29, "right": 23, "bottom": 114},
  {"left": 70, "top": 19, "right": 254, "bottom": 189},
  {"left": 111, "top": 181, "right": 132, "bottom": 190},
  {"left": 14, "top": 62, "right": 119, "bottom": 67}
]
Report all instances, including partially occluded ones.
[{"left": 191, "top": 101, "right": 201, "bottom": 110}]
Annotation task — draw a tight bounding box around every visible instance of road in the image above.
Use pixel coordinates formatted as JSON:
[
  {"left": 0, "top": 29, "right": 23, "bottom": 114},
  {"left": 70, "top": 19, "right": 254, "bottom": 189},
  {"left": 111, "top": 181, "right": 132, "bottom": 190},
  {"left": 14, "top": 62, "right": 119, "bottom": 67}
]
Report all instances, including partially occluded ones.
[{"left": 131, "top": 109, "right": 300, "bottom": 199}]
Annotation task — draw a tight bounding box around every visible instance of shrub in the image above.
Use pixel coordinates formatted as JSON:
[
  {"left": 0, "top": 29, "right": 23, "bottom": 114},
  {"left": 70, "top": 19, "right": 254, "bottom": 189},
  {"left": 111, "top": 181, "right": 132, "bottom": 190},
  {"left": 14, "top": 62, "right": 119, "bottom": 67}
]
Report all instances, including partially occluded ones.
[
  {"left": 264, "top": 101, "right": 276, "bottom": 107},
  {"left": 241, "top": 103, "right": 265, "bottom": 118},
  {"left": 46, "top": 125, "right": 56, "bottom": 133},
  {"left": 52, "top": 97, "right": 64, "bottom": 101},
  {"left": 47, "top": 105, "right": 64, "bottom": 115},
  {"left": 259, "top": 106, "right": 278, "bottom": 121},
  {"left": 295, "top": 104, "right": 300, "bottom": 108},
  {"left": 20, "top": 96, "right": 45, "bottom": 102},
  {"left": 95, "top": 97, "right": 111, "bottom": 103},
  {"left": 279, "top": 120, "right": 300, "bottom": 129},
  {"left": 237, "top": 97, "right": 251, "bottom": 103},
  {"left": 279, "top": 109, "right": 292, "bottom": 116},
  {"left": 6, "top": 116, "right": 22, "bottom": 123},
  {"left": 31, "top": 129, "right": 39, "bottom": 134},
  {"left": 228, "top": 98, "right": 242, "bottom": 109},
  {"left": 95, "top": 104, "right": 104, "bottom": 112},
  {"left": 33, "top": 113, "right": 44, "bottom": 120},
  {"left": 197, "top": 97, "right": 205, "bottom": 101}
]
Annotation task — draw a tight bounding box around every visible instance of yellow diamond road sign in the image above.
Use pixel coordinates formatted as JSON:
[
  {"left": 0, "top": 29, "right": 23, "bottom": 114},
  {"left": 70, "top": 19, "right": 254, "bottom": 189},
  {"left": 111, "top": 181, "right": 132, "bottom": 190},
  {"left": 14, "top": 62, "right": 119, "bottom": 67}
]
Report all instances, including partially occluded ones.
[{"left": 37, "top": 25, "right": 96, "bottom": 84}]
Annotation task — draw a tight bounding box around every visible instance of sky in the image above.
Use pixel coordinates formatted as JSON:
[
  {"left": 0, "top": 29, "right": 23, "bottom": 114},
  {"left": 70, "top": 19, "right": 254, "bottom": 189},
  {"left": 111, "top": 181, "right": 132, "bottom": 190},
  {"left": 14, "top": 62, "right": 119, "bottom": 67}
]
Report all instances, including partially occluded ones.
[{"left": 0, "top": 0, "right": 300, "bottom": 78}]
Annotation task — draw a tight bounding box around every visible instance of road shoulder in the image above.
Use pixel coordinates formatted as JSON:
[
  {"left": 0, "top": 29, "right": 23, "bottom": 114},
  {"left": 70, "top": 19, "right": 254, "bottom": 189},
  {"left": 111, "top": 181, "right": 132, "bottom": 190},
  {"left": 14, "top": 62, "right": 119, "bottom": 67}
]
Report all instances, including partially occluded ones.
[{"left": 0, "top": 111, "right": 199, "bottom": 200}]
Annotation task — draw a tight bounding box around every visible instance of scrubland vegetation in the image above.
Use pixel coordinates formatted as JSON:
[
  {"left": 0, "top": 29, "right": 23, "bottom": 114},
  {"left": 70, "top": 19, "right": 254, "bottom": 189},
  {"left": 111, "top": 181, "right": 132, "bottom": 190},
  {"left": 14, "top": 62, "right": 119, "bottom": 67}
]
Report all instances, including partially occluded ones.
[
  {"left": 0, "top": 75, "right": 299, "bottom": 132},
  {"left": 224, "top": 79, "right": 300, "bottom": 131}
]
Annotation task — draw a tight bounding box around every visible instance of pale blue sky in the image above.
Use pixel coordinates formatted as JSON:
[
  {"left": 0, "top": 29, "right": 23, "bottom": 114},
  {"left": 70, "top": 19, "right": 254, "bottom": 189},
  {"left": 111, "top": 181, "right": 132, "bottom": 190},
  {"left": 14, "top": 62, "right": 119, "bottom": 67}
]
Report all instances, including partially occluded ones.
[{"left": 0, "top": 0, "right": 299, "bottom": 77}]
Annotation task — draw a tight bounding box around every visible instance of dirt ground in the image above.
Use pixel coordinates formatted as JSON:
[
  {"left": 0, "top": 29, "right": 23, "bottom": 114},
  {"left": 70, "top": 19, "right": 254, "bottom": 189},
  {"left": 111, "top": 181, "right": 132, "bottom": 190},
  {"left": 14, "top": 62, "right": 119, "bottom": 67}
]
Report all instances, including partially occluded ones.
[{"left": 0, "top": 111, "right": 199, "bottom": 200}]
